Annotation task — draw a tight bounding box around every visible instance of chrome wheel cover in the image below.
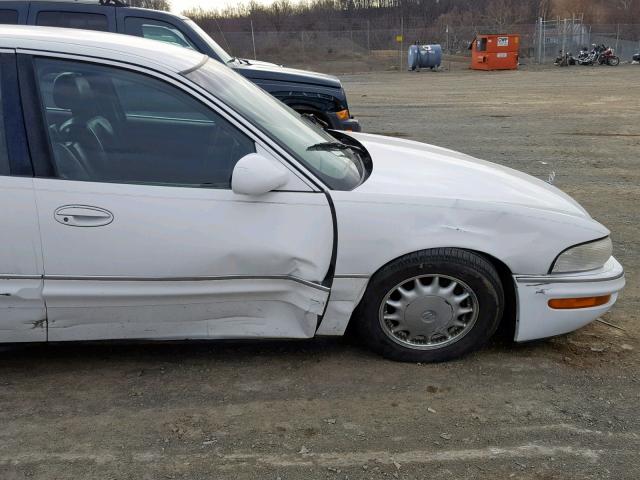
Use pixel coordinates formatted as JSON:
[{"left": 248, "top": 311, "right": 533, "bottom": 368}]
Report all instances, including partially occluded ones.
[{"left": 378, "top": 274, "right": 479, "bottom": 350}]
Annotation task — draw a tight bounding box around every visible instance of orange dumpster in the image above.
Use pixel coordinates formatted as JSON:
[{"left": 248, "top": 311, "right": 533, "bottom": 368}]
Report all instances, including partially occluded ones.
[{"left": 470, "top": 34, "right": 519, "bottom": 70}]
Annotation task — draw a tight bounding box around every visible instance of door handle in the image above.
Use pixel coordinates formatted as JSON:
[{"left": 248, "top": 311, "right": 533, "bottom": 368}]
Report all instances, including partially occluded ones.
[{"left": 54, "top": 205, "right": 114, "bottom": 227}]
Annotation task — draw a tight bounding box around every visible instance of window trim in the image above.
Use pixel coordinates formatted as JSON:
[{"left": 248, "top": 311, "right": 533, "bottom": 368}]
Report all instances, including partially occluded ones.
[
  {"left": 0, "top": 52, "right": 32, "bottom": 176},
  {"left": 16, "top": 54, "right": 56, "bottom": 177},
  {"left": 16, "top": 51, "right": 319, "bottom": 191},
  {"left": 0, "top": 53, "right": 10, "bottom": 176}
]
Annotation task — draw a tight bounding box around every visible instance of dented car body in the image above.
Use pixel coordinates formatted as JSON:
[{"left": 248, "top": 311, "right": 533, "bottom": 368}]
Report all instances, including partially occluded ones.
[{"left": 0, "top": 27, "right": 625, "bottom": 361}]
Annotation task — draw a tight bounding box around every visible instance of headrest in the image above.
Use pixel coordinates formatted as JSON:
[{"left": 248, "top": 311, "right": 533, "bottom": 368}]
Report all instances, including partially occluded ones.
[{"left": 52, "top": 73, "right": 94, "bottom": 112}]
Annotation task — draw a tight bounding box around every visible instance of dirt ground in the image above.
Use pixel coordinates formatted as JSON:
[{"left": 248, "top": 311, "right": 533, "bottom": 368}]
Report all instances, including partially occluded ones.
[{"left": 1, "top": 65, "right": 639, "bottom": 480}]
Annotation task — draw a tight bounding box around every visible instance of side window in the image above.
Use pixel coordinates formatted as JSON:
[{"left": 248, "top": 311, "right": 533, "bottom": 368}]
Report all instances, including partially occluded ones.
[
  {"left": 36, "top": 12, "right": 108, "bottom": 31},
  {"left": 124, "top": 17, "right": 196, "bottom": 50},
  {"left": 33, "top": 58, "right": 255, "bottom": 188},
  {"left": 0, "top": 61, "right": 9, "bottom": 175},
  {"left": 0, "top": 9, "right": 18, "bottom": 24},
  {"left": 476, "top": 38, "right": 487, "bottom": 52}
]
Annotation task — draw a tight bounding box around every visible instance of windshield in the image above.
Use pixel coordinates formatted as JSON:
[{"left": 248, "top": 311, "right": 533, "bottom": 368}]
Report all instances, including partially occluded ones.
[
  {"left": 184, "top": 19, "right": 233, "bottom": 64},
  {"left": 185, "top": 59, "right": 363, "bottom": 190}
]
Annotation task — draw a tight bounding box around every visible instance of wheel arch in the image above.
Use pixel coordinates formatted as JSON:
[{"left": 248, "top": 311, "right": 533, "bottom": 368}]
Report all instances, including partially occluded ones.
[
  {"left": 345, "top": 247, "right": 517, "bottom": 338},
  {"left": 287, "top": 103, "right": 331, "bottom": 122},
  {"left": 469, "top": 249, "right": 517, "bottom": 340}
]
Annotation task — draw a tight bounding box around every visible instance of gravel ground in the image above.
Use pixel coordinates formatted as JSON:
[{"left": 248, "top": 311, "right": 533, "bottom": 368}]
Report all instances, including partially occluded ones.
[{"left": 1, "top": 65, "right": 638, "bottom": 480}]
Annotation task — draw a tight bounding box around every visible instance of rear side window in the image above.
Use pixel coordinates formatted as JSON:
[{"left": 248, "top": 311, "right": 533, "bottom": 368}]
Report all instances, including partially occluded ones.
[
  {"left": 0, "top": 62, "right": 9, "bottom": 175},
  {"left": 124, "top": 17, "right": 196, "bottom": 50},
  {"left": 36, "top": 11, "right": 108, "bottom": 31},
  {"left": 0, "top": 9, "right": 18, "bottom": 24}
]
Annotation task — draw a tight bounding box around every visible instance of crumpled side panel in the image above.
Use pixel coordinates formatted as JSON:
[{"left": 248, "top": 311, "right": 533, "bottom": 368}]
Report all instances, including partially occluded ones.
[
  {"left": 317, "top": 277, "right": 369, "bottom": 335},
  {"left": 45, "top": 278, "right": 327, "bottom": 341},
  {"left": 0, "top": 279, "right": 46, "bottom": 342}
]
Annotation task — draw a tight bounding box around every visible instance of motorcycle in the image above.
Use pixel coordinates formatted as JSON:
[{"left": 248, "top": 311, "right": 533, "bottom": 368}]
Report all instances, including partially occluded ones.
[
  {"left": 577, "top": 44, "right": 619, "bottom": 66},
  {"left": 598, "top": 46, "right": 620, "bottom": 66},
  {"left": 576, "top": 45, "right": 597, "bottom": 65},
  {"left": 632, "top": 52, "right": 640, "bottom": 64},
  {"left": 554, "top": 49, "right": 576, "bottom": 66}
]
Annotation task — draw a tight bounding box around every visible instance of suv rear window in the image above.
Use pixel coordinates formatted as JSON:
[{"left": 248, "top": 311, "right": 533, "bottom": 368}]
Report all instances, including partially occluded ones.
[
  {"left": 0, "top": 9, "right": 18, "bottom": 24},
  {"left": 36, "top": 11, "right": 108, "bottom": 31},
  {"left": 124, "top": 17, "right": 196, "bottom": 50}
]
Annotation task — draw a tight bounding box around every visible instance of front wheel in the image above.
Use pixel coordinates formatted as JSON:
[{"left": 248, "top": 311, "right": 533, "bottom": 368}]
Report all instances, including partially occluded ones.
[
  {"left": 607, "top": 56, "right": 620, "bottom": 66},
  {"left": 356, "top": 248, "right": 504, "bottom": 362}
]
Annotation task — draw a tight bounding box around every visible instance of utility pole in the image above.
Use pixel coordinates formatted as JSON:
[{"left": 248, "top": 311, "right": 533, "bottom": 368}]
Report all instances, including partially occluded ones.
[
  {"left": 561, "top": 18, "right": 567, "bottom": 57},
  {"left": 542, "top": 17, "right": 547, "bottom": 62},
  {"left": 367, "top": 20, "right": 370, "bottom": 53},
  {"left": 399, "top": 16, "right": 404, "bottom": 71},
  {"left": 537, "top": 17, "right": 543, "bottom": 64},
  {"left": 250, "top": 19, "right": 257, "bottom": 60},
  {"left": 446, "top": 24, "right": 449, "bottom": 53}
]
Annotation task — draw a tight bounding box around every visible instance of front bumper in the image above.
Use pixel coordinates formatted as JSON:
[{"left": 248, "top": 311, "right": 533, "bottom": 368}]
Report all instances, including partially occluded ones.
[{"left": 513, "top": 257, "right": 625, "bottom": 342}]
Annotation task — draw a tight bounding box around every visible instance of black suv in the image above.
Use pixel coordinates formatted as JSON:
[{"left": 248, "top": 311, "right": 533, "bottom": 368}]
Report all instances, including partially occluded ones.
[{"left": 0, "top": 0, "right": 361, "bottom": 131}]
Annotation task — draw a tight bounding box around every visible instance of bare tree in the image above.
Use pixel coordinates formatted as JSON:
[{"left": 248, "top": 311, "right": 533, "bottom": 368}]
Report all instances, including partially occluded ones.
[
  {"left": 127, "top": 0, "right": 171, "bottom": 11},
  {"left": 270, "top": 0, "right": 294, "bottom": 31},
  {"left": 482, "top": 0, "right": 531, "bottom": 29}
]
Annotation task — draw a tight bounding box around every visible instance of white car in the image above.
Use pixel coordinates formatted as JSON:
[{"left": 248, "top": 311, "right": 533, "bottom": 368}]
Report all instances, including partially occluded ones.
[{"left": 0, "top": 26, "right": 625, "bottom": 362}]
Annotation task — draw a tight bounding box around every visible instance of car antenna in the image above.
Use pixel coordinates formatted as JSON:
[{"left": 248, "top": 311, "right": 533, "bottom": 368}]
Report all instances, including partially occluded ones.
[{"left": 212, "top": 15, "right": 233, "bottom": 56}]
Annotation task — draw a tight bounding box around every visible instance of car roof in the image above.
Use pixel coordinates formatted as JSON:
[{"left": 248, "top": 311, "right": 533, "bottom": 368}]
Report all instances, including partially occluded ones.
[
  {"left": 0, "top": 0, "right": 190, "bottom": 20},
  {"left": 0, "top": 25, "right": 206, "bottom": 73},
  {"left": 0, "top": 0, "right": 106, "bottom": 4}
]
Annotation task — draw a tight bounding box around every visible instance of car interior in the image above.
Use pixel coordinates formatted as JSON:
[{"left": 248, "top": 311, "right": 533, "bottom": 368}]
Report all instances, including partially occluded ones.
[{"left": 36, "top": 59, "right": 255, "bottom": 188}]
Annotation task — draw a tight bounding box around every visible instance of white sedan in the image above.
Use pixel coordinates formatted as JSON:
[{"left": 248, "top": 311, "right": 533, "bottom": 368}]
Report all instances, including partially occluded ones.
[{"left": 0, "top": 27, "right": 625, "bottom": 362}]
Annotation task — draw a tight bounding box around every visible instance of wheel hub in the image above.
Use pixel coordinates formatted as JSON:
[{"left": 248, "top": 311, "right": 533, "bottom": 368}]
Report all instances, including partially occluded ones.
[
  {"left": 378, "top": 274, "right": 479, "bottom": 350},
  {"left": 405, "top": 296, "right": 454, "bottom": 334}
]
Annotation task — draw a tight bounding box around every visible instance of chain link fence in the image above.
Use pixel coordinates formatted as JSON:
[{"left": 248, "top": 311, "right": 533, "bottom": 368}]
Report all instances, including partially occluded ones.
[
  {"left": 203, "top": 21, "right": 640, "bottom": 73},
  {"left": 534, "top": 19, "right": 640, "bottom": 63}
]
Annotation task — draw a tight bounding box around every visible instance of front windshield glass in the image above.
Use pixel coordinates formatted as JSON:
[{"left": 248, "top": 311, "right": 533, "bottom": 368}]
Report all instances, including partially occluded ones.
[
  {"left": 185, "top": 58, "right": 363, "bottom": 190},
  {"left": 184, "top": 19, "right": 233, "bottom": 64}
]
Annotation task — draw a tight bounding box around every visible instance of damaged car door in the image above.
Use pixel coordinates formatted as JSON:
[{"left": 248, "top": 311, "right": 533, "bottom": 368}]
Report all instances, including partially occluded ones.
[
  {"left": 22, "top": 55, "right": 334, "bottom": 341},
  {"left": 0, "top": 51, "right": 46, "bottom": 341}
]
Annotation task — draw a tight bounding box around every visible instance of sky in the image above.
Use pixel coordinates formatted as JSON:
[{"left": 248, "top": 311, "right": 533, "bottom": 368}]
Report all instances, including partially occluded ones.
[{"left": 169, "top": 0, "right": 276, "bottom": 14}]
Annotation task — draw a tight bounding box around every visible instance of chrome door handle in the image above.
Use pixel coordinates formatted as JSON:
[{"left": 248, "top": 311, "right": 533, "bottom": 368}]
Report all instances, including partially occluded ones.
[{"left": 54, "top": 205, "right": 114, "bottom": 227}]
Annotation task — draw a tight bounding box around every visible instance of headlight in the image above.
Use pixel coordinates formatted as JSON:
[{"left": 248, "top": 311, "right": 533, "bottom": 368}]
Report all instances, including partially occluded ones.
[{"left": 551, "top": 237, "right": 612, "bottom": 273}]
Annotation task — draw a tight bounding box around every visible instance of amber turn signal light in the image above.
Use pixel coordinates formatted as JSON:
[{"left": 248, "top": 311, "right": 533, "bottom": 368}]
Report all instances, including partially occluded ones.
[
  {"left": 548, "top": 295, "right": 611, "bottom": 309},
  {"left": 336, "top": 109, "right": 350, "bottom": 121}
]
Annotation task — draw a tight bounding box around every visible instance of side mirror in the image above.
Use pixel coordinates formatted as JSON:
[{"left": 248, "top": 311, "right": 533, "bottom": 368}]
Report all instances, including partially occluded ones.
[{"left": 231, "top": 153, "right": 289, "bottom": 196}]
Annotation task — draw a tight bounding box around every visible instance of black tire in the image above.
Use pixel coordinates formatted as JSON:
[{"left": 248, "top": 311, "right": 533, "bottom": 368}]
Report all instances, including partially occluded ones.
[
  {"left": 355, "top": 248, "right": 504, "bottom": 362},
  {"left": 607, "top": 56, "right": 620, "bottom": 66}
]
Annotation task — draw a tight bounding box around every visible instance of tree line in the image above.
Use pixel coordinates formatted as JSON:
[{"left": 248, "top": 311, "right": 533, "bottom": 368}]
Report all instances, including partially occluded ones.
[{"left": 179, "top": 0, "right": 639, "bottom": 33}]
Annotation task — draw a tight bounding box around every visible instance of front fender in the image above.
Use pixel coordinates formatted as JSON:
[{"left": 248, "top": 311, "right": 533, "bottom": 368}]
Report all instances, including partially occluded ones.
[{"left": 330, "top": 192, "right": 609, "bottom": 277}]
